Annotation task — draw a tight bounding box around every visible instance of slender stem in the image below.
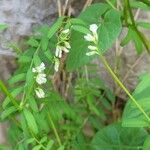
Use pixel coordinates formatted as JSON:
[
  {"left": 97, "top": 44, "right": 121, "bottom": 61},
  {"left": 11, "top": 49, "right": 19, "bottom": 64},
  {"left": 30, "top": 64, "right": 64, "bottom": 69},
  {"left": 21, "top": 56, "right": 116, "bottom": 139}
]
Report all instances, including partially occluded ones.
[
  {"left": 0, "top": 80, "right": 19, "bottom": 108},
  {"left": 30, "top": 131, "right": 47, "bottom": 150},
  {"left": 20, "top": 44, "right": 41, "bottom": 108},
  {"left": 48, "top": 113, "right": 62, "bottom": 147},
  {"left": 98, "top": 52, "right": 150, "bottom": 124},
  {"left": 106, "top": 0, "right": 117, "bottom": 10},
  {"left": 124, "top": 0, "right": 150, "bottom": 54}
]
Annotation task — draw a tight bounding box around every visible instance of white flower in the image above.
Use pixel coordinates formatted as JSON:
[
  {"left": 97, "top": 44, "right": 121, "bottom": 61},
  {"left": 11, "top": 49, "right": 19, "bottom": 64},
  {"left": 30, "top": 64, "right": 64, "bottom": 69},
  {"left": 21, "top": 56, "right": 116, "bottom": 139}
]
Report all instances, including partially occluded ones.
[
  {"left": 32, "top": 62, "right": 46, "bottom": 73},
  {"left": 55, "top": 45, "right": 62, "bottom": 58},
  {"left": 88, "top": 45, "right": 97, "bottom": 50},
  {"left": 90, "top": 24, "right": 98, "bottom": 34},
  {"left": 64, "top": 42, "right": 71, "bottom": 49},
  {"left": 86, "top": 51, "right": 99, "bottom": 56},
  {"left": 35, "top": 88, "right": 45, "bottom": 98},
  {"left": 61, "top": 46, "right": 69, "bottom": 53},
  {"left": 36, "top": 73, "right": 47, "bottom": 85},
  {"left": 62, "top": 29, "right": 69, "bottom": 34},
  {"left": 54, "top": 58, "right": 60, "bottom": 72},
  {"left": 84, "top": 34, "right": 95, "bottom": 42}
]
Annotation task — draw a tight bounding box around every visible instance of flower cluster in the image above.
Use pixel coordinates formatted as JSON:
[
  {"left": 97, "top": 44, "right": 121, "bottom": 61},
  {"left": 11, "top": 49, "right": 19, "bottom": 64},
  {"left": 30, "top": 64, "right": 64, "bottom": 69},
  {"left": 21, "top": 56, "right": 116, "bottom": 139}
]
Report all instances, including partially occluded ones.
[
  {"left": 54, "top": 29, "right": 71, "bottom": 72},
  {"left": 32, "top": 62, "right": 47, "bottom": 98},
  {"left": 84, "top": 24, "right": 99, "bottom": 56}
]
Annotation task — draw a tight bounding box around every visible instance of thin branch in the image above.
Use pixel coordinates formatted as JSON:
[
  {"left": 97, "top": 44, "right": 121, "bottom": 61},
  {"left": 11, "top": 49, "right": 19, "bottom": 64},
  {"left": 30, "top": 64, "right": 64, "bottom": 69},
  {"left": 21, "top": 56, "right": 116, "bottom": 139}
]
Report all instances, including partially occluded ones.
[
  {"left": 57, "top": 0, "right": 62, "bottom": 17},
  {"left": 82, "top": 0, "right": 93, "bottom": 11},
  {"left": 99, "top": 52, "right": 150, "bottom": 124}
]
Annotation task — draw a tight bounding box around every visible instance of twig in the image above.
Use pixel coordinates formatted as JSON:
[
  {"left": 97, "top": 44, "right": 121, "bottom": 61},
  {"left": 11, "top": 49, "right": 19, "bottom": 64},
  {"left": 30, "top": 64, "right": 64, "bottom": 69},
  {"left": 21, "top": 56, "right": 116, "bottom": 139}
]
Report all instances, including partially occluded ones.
[
  {"left": 62, "top": 0, "right": 69, "bottom": 15},
  {"left": 124, "top": 0, "right": 150, "bottom": 54},
  {"left": 99, "top": 52, "right": 150, "bottom": 124},
  {"left": 57, "top": 0, "right": 62, "bottom": 17},
  {"left": 82, "top": 0, "right": 93, "bottom": 11},
  {"left": 48, "top": 113, "right": 62, "bottom": 147},
  {"left": 106, "top": 0, "right": 117, "bottom": 10}
]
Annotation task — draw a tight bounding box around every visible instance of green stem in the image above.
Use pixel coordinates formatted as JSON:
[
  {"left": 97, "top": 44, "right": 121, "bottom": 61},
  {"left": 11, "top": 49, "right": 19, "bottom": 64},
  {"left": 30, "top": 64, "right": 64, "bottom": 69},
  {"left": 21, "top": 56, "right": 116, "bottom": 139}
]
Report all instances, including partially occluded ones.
[
  {"left": 20, "top": 43, "right": 41, "bottom": 108},
  {"left": 105, "top": 0, "right": 117, "bottom": 10},
  {"left": 48, "top": 113, "right": 62, "bottom": 147},
  {"left": 30, "top": 131, "right": 47, "bottom": 150},
  {"left": 98, "top": 52, "right": 150, "bottom": 124},
  {"left": 124, "top": 0, "right": 150, "bottom": 54},
  {"left": 0, "top": 80, "right": 19, "bottom": 108}
]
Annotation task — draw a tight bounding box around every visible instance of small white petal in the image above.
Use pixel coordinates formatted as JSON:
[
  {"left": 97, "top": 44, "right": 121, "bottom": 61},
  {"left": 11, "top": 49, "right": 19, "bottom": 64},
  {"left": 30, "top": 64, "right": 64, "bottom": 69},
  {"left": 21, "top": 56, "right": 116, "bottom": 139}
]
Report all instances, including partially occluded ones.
[
  {"left": 54, "top": 59, "right": 60, "bottom": 72},
  {"left": 64, "top": 42, "right": 71, "bottom": 49},
  {"left": 55, "top": 45, "right": 61, "bottom": 57},
  {"left": 36, "top": 73, "right": 47, "bottom": 85},
  {"left": 61, "top": 46, "right": 69, "bottom": 53},
  {"left": 88, "top": 45, "right": 97, "bottom": 50},
  {"left": 86, "top": 51, "right": 99, "bottom": 56},
  {"left": 38, "top": 62, "right": 45, "bottom": 71},
  {"left": 35, "top": 88, "right": 45, "bottom": 98},
  {"left": 32, "top": 68, "right": 36, "bottom": 73},
  {"left": 58, "top": 49, "right": 62, "bottom": 58},
  {"left": 32, "top": 62, "right": 46, "bottom": 73},
  {"left": 62, "top": 29, "right": 69, "bottom": 34},
  {"left": 84, "top": 34, "right": 94, "bottom": 42},
  {"left": 90, "top": 24, "right": 98, "bottom": 34}
]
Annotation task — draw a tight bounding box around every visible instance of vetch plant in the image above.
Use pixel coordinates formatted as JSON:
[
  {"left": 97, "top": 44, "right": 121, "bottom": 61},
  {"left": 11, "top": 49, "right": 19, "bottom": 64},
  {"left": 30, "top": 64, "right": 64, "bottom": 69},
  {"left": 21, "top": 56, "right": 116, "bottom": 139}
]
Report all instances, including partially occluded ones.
[{"left": 0, "top": 0, "right": 150, "bottom": 150}]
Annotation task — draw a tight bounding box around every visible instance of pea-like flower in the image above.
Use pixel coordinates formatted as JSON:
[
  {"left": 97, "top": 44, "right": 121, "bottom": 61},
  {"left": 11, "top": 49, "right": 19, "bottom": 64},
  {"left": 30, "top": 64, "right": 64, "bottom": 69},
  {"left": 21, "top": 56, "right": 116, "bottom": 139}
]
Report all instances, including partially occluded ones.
[
  {"left": 89, "top": 24, "right": 98, "bottom": 34},
  {"left": 32, "top": 62, "right": 45, "bottom": 73},
  {"left": 36, "top": 73, "right": 47, "bottom": 85},
  {"left": 35, "top": 88, "right": 45, "bottom": 98},
  {"left": 54, "top": 28, "right": 71, "bottom": 72},
  {"left": 62, "top": 29, "right": 70, "bottom": 34},
  {"left": 84, "top": 24, "right": 98, "bottom": 43},
  {"left": 84, "top": 24, "right": 99, "bottom": 56},
  {"left": 54, "top": 58, "right": 60, "bottom": 72}
]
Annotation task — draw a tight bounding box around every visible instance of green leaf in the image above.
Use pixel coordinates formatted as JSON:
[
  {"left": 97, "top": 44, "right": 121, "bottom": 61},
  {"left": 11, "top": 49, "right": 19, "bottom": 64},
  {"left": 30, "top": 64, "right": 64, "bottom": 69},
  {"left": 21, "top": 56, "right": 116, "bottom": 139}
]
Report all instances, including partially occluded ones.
[
  {"left": 0, "top": 145, "right": 8, "bottom": 150},
  {"left": 131, "top": 1, "right": 150, "bottom": 10},
  {"left": 121, "top": 28, "right": 132, "bottom": 46},
  {"left": 40, "top": 136, "right": 47, "bottom": 143},
  {"left": 98, "top": 9, "right": 121, "bottom": 52},
  {"left": 47, "top": 16, "right": 65, "bottom": 39},
  {"left": 27, "top": 38, "right": 39, "bottom": 47},
  {"left": 25, "top": 69, "right": 34, "bottom": 94},
  {"left": 32, "top": 145, "right": 42, "bottom": 150},
  {"left": 137, "top": 21, "right": 150, "bottom": 29},
  {"left": 33, "top": 54, "right": 41, "bottom": 66},
  {"left": 66, "top": 3, "right": 109, "bottom": 71},
  {"left": 143, "top": 135, "right": 150, "bottom": 150},
  {"left": 44, "top": 50, "right": 53, "bottom": 62},
  {"left": 92, "top": 123, "right": 148, "bottom": 150},
  {"left": 19, "top": 55, "right": 32, "bottom": 63},
  {"left": 23, "top": 108, "right": 38, "bottom": 135},
  {"left": 26, "top": 138, "right": 35, "bottom": 144},
  {"left": 41, "top": 36, "right": 49, "bottom": 51},
  {"left": 2, "top": 86, "right": 23, "bottom": 109},
  {"left": 122, "top": 73, "right": 150, "bottom": 127},
  {"left": 121, "top": 27, "right": 143, "bottom": 54},
  {"left": 0, "top": 80, "right": 19, "bottom": 108},
  {"left": 28, "top": 96, "right": 38, "bottom": 112},
  {"left": 46, "top": 140, "right": 54, "bottom": 150},
  {"left": 0, "top": 24, "right": 8, "bottom": 31},
  {"left": 57, "top": 146, "right": 64, "bottom": 150},
  {"left": 1, "top": 106, "right": 17, "bottom": 120},
  {"left": 70, "top": 18, "right": 86, "bottom": 26},
  {"left": 79, "top": 3, "right": 109, "bottom": 24},
  {"left": 72, "top": 25, "right": 90, "bottom": 34},
  {"left": 8, "top": 73, "right": 26, "bottom": 84}
]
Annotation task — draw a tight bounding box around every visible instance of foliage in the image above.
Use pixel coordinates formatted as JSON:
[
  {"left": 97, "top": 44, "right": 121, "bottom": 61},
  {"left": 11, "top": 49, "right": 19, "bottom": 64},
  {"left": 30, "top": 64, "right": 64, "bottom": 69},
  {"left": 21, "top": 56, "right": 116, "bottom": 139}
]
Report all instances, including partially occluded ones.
[{"left": 0, "top": 0, "right": 150, "bottom": 150}]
